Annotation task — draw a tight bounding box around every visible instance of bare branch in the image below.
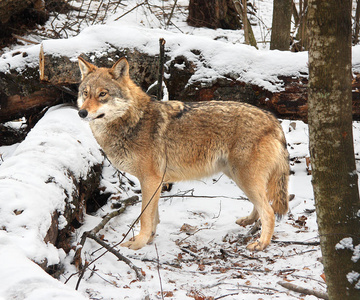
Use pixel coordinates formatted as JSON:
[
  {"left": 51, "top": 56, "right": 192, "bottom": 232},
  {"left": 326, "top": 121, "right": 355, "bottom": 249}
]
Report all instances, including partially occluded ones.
[
  {"left": 86, "top": 232, "right": 145, "bottom": 281},
  {"left": 278, "top": 281, "right": 329, "bottom": 300}
]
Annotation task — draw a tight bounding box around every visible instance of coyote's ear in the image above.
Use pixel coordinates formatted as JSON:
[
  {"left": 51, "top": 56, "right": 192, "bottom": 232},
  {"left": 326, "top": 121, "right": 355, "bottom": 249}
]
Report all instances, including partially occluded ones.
[
  {"left": 78, "top": 57, "right": 96, "bottom": 80},
  {"left": 110, "top": 57, "right": 129, "bottom": 79}
]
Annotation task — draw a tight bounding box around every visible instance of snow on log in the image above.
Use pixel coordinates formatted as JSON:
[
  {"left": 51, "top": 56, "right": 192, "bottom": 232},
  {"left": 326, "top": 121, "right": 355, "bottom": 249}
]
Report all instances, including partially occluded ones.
[
  {"left": 2, "top": 24, "right": 360, "bottom": 123},
  {"left": 0, "top": 243, "right": 87, "bottom": 300},
  {"left": 0, "top": 105, "right": 102, "bottom": 270}
]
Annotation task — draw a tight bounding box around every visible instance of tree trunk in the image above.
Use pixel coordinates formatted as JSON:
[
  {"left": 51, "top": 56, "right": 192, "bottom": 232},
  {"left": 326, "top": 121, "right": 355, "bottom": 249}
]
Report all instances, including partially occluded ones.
[
  {"left": 0, "top": 0, "right": 48, "bottom": 47},
  {"left": 187, "top": 0, "right": 241, "bottom": 29},
  {"left": 354, "top": 0, "right": 360, "bottom": 44},
  {"left": 308, "top": 1, "right": 360, "bottom": 299},
  {"left": 270, "top": 0, "right": 292, "bottom": 50},
  {"left": 0, "top": 0, "right": 42, "bottom": 24},
  {"left": 242, "top": 0, "right": 249, "bottom": 44},
  {"left": 232, "top": 0, "right": 258, "bottom": 48},
  {"left": 297, "top": 0, "right": 308, "bottom": 50}
]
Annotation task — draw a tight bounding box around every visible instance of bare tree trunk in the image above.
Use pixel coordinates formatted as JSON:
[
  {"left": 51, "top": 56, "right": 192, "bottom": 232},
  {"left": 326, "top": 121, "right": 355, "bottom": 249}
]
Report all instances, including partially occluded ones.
[
  {"left": 232, "top": 0, "right": 258, "bottom": 48},
  {"left": 308, "top": 1, "right": 360, "bottom": 299},
  {"left": 297, "top": 0, "right": 308, "bottom": 50},
  {"left": 187, "top": 0, "right": 241, "bottom": 29},
  {"left": 0, "top": 0, "right": 42, "bottom": 24},
  {"left": 354, "top": 0, "right": 360, "bottom": 44},
  {"left": 270, "top": 0, "right": 292, "bottom": 50},
  {"left": 242, "top": 0, "right": 249, "bottom": 45},
  {"left": 292, "top": 0, "right": 300, "bottom": 28}
]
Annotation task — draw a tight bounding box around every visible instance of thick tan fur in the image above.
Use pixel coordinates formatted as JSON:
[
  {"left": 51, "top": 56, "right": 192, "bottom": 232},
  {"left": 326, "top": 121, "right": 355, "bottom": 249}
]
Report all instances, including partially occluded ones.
[{"left": 77, "top": 57, "right": 290, "bottom": 251}]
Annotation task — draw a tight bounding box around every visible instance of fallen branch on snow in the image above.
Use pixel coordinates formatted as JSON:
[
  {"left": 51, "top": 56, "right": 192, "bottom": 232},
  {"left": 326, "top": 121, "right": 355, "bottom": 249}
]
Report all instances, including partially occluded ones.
[
  {"left": 73, "top": 195, "right": 144, "bottom": 282},
  {"left": 272, "top": 240, "right": 320, "bottom": 246},
  {"left": 278, "top": 281, "right": 329, "bottom": 300}
]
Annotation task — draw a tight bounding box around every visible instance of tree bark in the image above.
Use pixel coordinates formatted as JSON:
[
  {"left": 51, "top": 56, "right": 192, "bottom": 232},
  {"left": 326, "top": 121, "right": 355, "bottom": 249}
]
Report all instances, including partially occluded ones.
[
  {"left": 233, "top": 0, "right": 258, "bottom": 48},
  {"left": 308, "top": 1, "right": 360, "bottom": 299},
  {"left": 270, "top": 0, "right": 292, "bottom": 50},
  {"left": 0, "top": 0, "right": 42, "bottom": 24},
  {"left": 354, "top": 0, "right": 360, "bottom": 44},
  {"left": 297, "top": 0, "right": 308, "bottom": 51},
  {"left": 187, "top": 0, "right": 241, "bottom": 29},
  {"left": 0, "top": 0, "right": 48, "bottom": 47}
]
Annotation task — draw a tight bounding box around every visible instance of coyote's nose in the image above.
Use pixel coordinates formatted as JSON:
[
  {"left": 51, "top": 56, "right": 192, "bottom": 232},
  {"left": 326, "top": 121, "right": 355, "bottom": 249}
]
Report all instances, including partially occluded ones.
[{"left": 78, "top": 109, "right": 88, "bottom": 118}]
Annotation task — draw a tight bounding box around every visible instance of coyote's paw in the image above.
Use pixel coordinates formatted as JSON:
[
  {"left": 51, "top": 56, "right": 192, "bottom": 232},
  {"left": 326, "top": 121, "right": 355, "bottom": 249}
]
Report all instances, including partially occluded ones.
[
  {"left": 246, "top": 240, "right": 268, "bottom": 251},
  {"left": 121, "top": 235, "right": 149, "bottom": 250},
  {"left": 236, "top": 216, "right": 256, "bottom": 227}
]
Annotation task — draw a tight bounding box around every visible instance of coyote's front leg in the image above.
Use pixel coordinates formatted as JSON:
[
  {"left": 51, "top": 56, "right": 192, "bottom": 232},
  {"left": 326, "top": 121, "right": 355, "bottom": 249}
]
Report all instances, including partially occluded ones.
[{"left": 121, "top": 176, "right": 162, "bottom": 250}]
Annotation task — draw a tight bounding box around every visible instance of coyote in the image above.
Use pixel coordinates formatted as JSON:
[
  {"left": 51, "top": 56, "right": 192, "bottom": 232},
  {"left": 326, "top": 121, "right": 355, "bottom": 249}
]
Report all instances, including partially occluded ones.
[{"left": 77, "top": 57, "right": 289, "bottom": 251}]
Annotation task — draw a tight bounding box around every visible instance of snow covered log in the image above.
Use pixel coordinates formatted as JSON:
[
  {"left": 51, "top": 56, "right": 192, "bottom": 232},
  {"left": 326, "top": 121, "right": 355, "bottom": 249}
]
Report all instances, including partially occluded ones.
[
  {"left": 3, "top": 24, "right": 360, "bottom": 123},
  {"left": 39, "top": 47, "right": 360, "bottom": 122},
  {"left": 39, "top": 45, "right": 159, "bottom": 91},
  {"left": 0, "top": 105, "right": 103, "bottom": 271},
  {"left": 39, "top": 41, "right": 312, "bottom": 121}
]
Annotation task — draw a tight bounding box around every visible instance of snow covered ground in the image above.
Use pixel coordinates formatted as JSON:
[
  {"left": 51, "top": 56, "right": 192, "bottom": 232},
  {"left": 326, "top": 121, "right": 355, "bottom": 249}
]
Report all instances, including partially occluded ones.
[{"left": 1, "top": 1, "right": 360, "bottom": 299}]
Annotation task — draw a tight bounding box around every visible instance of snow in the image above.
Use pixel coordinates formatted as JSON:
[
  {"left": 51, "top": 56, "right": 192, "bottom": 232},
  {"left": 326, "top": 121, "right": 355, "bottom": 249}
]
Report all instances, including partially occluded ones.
[
  {"left": 0, "top": 108, "right": 332, "bottom": 299},
  {"left": 1, "top": 23, "right": 308, "bottom": 92},
  {"left": 1, "top": 0, "right": 360, "bottom": 299},
  {"left": 0, "top": 242, "right": 87, "bottom": 300},
  {"left": 335, "top": 237, "right": 354, "bottom": 251},
  {"left": 0, "top": 106, "right": 102, "bottom": 266}
]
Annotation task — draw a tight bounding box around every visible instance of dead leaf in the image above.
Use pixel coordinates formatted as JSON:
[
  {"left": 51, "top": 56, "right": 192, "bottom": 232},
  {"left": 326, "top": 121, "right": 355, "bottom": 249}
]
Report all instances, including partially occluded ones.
[{"left": 180, "top": 223, "right": 198, "bottom": 234}]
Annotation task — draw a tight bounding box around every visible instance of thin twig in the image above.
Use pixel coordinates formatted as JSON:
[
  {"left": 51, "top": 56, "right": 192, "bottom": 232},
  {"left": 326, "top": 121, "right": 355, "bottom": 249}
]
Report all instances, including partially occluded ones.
[
  {"left": 166, "top": 0, "right": 178, "bottom": 26},
  {"left": 83, "top": 159, "right": 168, "bottom": 271},
  {"left": 245, "top": 219, "right": 261, "bottom": 236},
  {"left": 114, "top": 1, "right": 147, "bottom": 21},
  {"left": 155, "top": 244, "right": 164, "bottom": 300},
  {"left": 73, "top": 196, "right": 138, "bottom": 269},
  {"left": 214, "top": 293, "right": 239, "bottom": 300},
  {"left": 87, "top": 232, "right": 145, "bottom": 281},
  {"left": 272, "top": 240, "right": 320, "bottom": 246},
  {"left": 180, "top": 247, "right": 199, "bottom": 258},
  {"left": 12, "top": 34, "right": 39, "bottom": 44},
  {"left": 160, "top": 193, "right": 248, "bottom": 201},
  {"left": 75, "top": 261, "right": 89, "bottom": 290}
]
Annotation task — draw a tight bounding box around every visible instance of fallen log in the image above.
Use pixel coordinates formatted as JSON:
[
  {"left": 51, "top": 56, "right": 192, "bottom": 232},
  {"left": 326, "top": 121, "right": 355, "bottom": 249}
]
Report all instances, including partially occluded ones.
[
  {"left": 0, "top": 105, "right": 103, "bottom": 273},
  {"left": 38, "top": 47, "right": 360, "bottom": 122},
  {"left": 2, "top": 34, "right": 360, "bottom": 124},
  {"left": 0, "top": 59, "right": 72, "bottom": 124}
]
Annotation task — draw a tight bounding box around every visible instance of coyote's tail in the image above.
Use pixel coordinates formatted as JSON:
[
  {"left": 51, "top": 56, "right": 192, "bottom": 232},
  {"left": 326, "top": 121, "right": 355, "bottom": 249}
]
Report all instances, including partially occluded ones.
[{"left": 267, "top": 143, "right": 289, "bottom": 217}]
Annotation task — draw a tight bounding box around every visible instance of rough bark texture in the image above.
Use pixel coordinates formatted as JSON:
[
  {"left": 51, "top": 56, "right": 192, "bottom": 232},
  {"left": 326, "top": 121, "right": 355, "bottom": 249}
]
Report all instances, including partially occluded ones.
[
  {"left": 187, "top": 0, "right": 241, "bottom": 29},
  {"left": 233, "top": 0, "right": 257, "bottom": 48},
  {"left": 0, "top": 0, "right": 48, "bottom": 48},
  {"left": 308, "top": 1, "right": 360, "bottom": 299},
  {"left": 296, "top": 0, "right": 308, "bottom": 51},
  {"left": 270, "top": 0, "right": 292, "bottom": 50},
  {"left": 0, "top": 0, "right": 39, "bottom": 24}
]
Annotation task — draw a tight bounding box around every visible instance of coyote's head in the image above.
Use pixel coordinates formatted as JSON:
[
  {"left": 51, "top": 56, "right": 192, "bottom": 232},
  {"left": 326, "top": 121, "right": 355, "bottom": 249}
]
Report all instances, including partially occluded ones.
[{"left": 77, "top": 57, "right": 138, "bottom": 122}]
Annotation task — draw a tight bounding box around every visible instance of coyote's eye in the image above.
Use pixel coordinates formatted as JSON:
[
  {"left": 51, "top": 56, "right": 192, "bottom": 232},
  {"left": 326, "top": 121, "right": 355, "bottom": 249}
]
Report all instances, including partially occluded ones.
[
  {"left": 99, "top": 91, "right": 107, "bottom": 97},
  {"left": 83, "top": 90, "right": 88, "bottom": 97}
]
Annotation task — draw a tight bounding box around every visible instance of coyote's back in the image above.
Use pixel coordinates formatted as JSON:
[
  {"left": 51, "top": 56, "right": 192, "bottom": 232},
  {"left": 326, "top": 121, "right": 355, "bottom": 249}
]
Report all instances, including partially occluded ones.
[{"left": 77, "top": 57, "right": 289, "bottom": 251}]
